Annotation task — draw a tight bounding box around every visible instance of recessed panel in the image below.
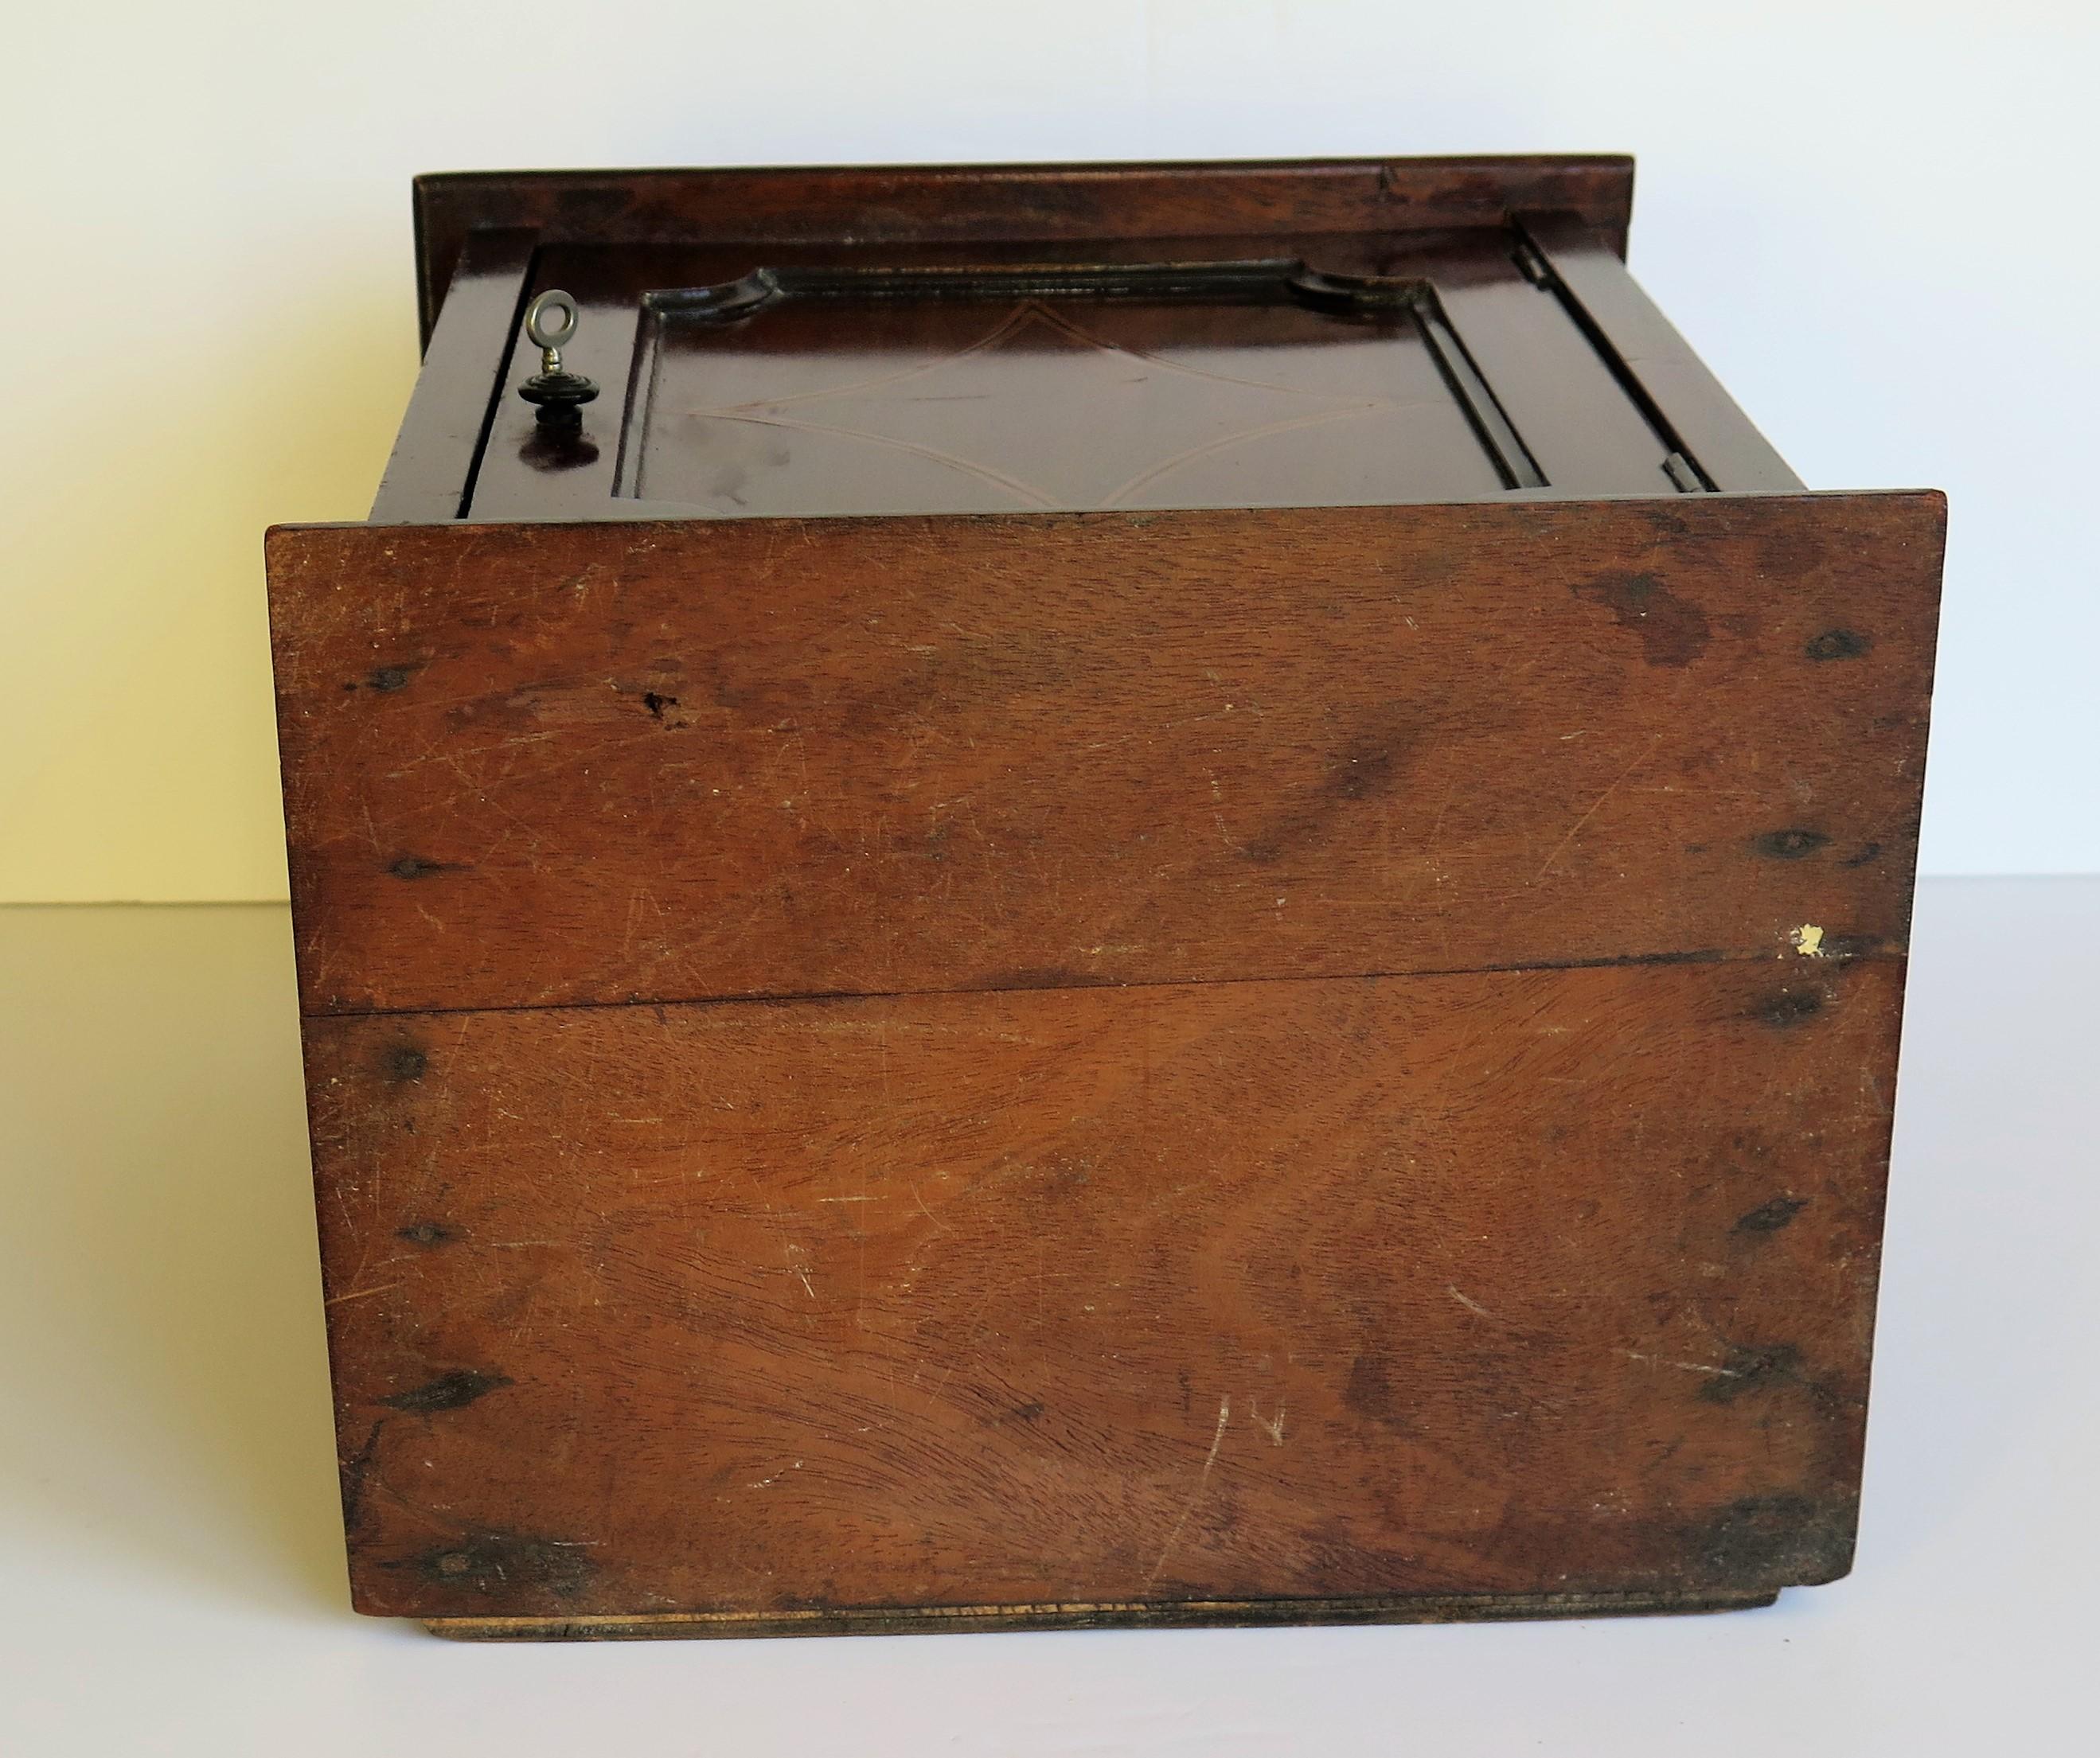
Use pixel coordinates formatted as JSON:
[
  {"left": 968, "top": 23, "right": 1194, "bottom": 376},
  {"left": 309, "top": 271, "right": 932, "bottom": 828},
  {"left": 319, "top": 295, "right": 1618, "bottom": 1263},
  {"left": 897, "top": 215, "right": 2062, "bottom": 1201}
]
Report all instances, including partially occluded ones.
[
  {"left": 459, "top": 232, "right": 1710, "bottom": 522},
  {"left": 623, "top": 273, "right": 1510, "bottom": 515}
]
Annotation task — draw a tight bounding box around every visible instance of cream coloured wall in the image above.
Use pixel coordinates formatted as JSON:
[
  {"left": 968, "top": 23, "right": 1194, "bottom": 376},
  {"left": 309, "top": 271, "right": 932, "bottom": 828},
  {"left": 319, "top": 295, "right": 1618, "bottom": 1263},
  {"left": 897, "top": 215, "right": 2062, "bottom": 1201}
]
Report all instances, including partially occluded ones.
[{"left": 6, "top": 1, "right": 2094, "bottom": 899}]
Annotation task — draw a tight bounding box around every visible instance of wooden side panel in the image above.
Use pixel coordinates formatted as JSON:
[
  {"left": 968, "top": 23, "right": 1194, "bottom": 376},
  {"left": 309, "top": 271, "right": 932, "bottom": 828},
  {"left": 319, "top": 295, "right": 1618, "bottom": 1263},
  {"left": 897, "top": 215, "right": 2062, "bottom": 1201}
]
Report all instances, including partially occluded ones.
[
  {"left": 1433, "top": 236, "right": 1688, "bottom": 495},
  {"left": 371, "top": 229, "right": 534, "bottom": 524},
  {"left": 1520, "top": 215, "right": 1802, "bottom": 493},
  {"left": 311, "top": 957, "right": 1898, "bottom": 1622},
  {"left": 414, "top": 157, "right": 1637, "bottom": 345},
  {"left": 267, "top": 495, "right": 1942, "bottom": 1016}
]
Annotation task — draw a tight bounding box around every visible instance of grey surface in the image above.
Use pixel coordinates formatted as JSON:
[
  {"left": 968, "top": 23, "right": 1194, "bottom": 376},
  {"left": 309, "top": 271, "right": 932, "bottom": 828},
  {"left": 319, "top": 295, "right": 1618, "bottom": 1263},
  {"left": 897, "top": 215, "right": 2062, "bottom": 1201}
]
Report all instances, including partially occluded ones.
[{"left": 0, "top": 879, "right": 2090, "bottom": 1755}]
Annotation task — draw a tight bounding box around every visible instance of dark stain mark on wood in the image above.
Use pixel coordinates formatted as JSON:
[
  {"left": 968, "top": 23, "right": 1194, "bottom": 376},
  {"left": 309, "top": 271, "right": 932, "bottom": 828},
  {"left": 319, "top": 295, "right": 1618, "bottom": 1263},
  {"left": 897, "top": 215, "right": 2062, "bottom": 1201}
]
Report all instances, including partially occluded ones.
[
  {"left": 1329, "top": 735, "right": 1403, "bottom": 802},
  {"left": 1698, "top": 1343, "right": 1805, "bottom": 1405},
  {"left": 339, "top": 1419, "right": 385, "bottom": 1537},
  {"left": 1805, "top": 630, "right": 1872, "bottom": 661},
  {"left": 346, "top": 664, "right": 421, "bottom": 692},
  {"left": 1754, "top": 829, "right": 1830, "bottom": 860},
  {"left": 642, "top": 690, "right": 680, "bottom": 721},
  {"left": 1692, "top": 1494, "right": 1856, "bottom": 1587},
  {"left": 1342, "top": 1355, "right": 1418, "bottom": 1433},
  {"left": 396, "top": 1219, "right": 456, "bottom": 1247},
  {"left": 1754, "top": 524, "right": 1831, "bottom": 577},
  {"left": 1571, "top": 571, "right": 1712, "bottom": 667},
  {"left": 393, "top": 1530, "right": 596, "bottom": 1597},
  {"left": 1244, "top": 727, "right": 1415, "bottom": 864},
  {"left": 381, "top": 1044, "right": 428, "bottom": 1083},
  {"left": 388, "top": 855, "right": 466, "bottom": 880},
  {"left": 1751, "top": 988, "right": 1825, "bottom": 1028},
  {"left": 1841, "top": 841, "right": 1883, "bottom": 867},
  {"left": 381, "top": 1369, "right": 513, "bottom": 1413},
  {"left": 1733, "top": 1195, "right": 1807, "bottom": 1235}
]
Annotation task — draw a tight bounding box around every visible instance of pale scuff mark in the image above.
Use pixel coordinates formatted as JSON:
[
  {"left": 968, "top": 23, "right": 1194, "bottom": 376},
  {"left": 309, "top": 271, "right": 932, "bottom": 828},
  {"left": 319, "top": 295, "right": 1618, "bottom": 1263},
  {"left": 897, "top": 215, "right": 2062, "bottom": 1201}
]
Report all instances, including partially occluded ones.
[
  {"left": 1147, "top": 1396, "right": 1231, "bottom": 1588},
  {"left": 326, "top": 1282, "right": 401, "bottom": 1306},
  {"left": 1791, "top": 923, "right": 1826, "bottom": 957},
  {"left": 909, "top": 1183, "right": 950, "bottom": 1234},
  {"left": 1617, "top": 1347, "right": 1743, "bottom": 1379},
  {"left": 1447, "top": 1284, "right": 1510, "bottom": 1325},
  {"left": 1250, "top": 1400, "right": 1286, "bottom": 1446},
  {"left": 1531, "top": 735, "right": 1662, "bottom": 884}
]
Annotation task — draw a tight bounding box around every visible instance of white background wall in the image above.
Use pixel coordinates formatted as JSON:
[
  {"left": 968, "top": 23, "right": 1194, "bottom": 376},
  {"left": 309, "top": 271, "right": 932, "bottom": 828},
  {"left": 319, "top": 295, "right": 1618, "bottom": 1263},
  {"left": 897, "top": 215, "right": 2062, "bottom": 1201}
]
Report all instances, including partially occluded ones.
[{"left": 6, "top": 1, "right": 2094, "bottom": 899}]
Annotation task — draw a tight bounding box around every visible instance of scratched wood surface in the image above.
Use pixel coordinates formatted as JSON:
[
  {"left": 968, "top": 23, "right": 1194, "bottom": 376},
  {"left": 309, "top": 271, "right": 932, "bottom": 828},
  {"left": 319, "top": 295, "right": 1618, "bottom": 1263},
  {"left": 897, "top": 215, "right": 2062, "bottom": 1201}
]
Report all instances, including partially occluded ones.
[
  {"left": 266, "top": 494, "right": 1941, "bottom": 1017},
  {"left": 312, "top": 956, "right": 1898, "bottom": 1623}
]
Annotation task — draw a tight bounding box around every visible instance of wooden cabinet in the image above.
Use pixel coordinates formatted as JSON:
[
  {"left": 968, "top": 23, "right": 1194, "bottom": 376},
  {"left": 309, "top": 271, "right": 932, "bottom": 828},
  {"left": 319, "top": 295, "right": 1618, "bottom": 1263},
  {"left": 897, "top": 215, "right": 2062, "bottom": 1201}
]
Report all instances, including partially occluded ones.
[{"left": 267, "top": 157, "right": 1942, "bottom": 1639}]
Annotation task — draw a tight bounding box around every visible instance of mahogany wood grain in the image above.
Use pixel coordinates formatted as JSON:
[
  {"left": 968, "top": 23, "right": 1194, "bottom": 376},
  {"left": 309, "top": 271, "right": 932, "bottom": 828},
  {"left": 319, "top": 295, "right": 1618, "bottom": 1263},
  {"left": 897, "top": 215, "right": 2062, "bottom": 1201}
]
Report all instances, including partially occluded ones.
[
  {"left": 312, "top": 954, "right": 1896, "bottom": 1624},
  {"left": 1519, "top": 214, "right": 1802, "bottom": 493},
  {"left": 413, "top": 158, "right": 1637, "bottom": 348},
  {"left": 267, "top": 493, "right": 1942, "bottom": 1018}
]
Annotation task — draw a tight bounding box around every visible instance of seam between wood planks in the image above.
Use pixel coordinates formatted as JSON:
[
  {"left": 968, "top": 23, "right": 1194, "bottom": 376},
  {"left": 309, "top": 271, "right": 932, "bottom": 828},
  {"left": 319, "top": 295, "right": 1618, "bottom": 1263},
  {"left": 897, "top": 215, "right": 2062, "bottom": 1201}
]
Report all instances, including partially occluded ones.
[{"left": 300, "top": 938, "right": 1907, "bottom": 1023}]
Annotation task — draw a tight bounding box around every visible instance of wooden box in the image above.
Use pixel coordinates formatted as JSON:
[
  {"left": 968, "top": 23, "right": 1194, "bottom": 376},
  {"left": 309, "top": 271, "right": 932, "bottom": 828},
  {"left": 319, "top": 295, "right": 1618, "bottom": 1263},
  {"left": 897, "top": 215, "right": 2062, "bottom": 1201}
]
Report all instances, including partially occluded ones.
[{"left": 266, "top": 157, "right": 1943, "bottom": 1639}]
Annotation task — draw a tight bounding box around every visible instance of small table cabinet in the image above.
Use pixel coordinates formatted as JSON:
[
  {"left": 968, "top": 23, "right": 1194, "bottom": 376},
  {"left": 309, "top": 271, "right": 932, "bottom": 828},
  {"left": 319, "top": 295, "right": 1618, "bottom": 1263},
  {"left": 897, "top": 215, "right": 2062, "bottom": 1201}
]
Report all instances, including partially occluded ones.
[{"left": 267, "top": 156, "right": 1942, "bottom": 1639}]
